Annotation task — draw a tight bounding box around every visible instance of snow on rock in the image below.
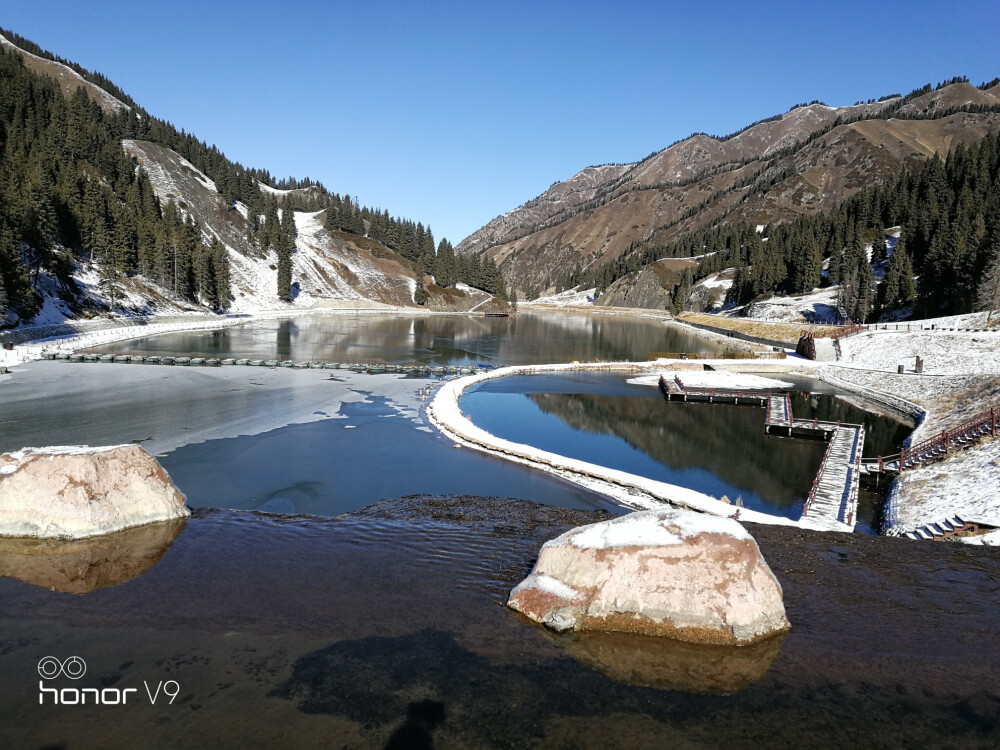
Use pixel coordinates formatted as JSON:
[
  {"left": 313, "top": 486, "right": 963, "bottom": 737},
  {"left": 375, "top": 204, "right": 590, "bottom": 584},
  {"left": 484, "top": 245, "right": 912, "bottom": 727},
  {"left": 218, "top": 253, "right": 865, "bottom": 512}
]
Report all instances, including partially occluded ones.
[
  {"left": 0, "top": 445, "right": 189, "bottom": 539},
  {"left": 508, "top": 508, "right": 789, "bottom": 645}
]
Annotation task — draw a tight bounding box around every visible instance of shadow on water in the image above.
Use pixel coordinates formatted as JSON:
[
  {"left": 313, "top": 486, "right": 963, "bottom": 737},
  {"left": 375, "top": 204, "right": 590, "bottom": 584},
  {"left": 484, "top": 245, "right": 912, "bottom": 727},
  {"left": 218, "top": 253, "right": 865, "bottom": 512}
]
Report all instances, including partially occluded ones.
[{"left": 384, "top": 700, "right": 446, "bottom": 750}]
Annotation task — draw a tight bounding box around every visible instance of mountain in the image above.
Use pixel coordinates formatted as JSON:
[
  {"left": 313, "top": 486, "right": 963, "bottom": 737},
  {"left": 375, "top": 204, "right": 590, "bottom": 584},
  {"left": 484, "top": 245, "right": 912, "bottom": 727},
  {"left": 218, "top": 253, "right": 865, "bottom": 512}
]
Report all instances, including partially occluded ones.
[
  {"left": 0, "top": 31, "right": 486, "bottom": 328},
  {"left": 458, "top": 81, "right": 1000, "bottom": 298}
]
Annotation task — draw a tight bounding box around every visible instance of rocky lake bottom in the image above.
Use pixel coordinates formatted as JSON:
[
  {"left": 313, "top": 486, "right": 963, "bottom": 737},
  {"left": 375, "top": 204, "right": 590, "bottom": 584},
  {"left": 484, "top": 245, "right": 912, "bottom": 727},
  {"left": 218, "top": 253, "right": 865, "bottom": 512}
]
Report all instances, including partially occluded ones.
[{"left": 1, "top": 496, "right": 998, "bottom": 749}]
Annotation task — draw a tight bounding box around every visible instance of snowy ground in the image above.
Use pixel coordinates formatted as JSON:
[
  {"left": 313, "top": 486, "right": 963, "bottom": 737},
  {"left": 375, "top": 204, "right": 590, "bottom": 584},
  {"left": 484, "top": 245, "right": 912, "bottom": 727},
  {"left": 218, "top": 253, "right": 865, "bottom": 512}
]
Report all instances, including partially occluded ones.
[
  {"left": 817, "top": 321, "right": 1000, "bottom": 542},
  {"left": 525, "top": 288, "right": 598, "bottom": 307},
  {"left": 736, "top": 287, "right": 842, "bottom": 324},
  {"left": 628, "top": 371, "right": 794, "bottom": 390},
  {"left": 887, "top": 441, "right": 1000, "bottom": 533}
]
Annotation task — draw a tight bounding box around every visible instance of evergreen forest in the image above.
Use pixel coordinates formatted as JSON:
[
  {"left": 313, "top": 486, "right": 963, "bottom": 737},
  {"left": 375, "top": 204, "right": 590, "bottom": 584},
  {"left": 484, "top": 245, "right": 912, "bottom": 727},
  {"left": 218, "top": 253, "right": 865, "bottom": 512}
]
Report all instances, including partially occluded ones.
[
  {"left": 0, "top": 31, "right": 500, "bottom": 323},
  {"left": 574, "top": 130, "right": 1000, "bottom": 322}
]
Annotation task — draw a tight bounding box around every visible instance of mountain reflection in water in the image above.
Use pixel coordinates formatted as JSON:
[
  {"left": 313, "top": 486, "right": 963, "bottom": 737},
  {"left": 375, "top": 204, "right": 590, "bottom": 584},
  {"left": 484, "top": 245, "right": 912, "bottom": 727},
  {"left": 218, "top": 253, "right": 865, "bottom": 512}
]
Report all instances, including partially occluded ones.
[
  {"left": 88, "top": 312, "right": 728, "bottom": 365},
  {"left": 461, "top": 373, "right": 911, "bottom": 523}
]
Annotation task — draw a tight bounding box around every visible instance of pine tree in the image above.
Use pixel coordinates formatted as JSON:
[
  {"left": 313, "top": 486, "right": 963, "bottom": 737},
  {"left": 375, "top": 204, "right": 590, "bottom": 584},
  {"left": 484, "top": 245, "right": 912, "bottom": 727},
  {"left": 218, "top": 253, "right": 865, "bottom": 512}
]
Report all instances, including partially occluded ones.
[
  {"left": 435, "top": 239, "right": 456, "bottom": 287},
  {"left": 277, "top": 248, "right": 292, "bottom": 299},
  {"left": 878, "top": 237, "right": 916, "bottom": 313},
  {"left": 977, "top": 236, "right": 1000, "bottom": 326},
  {"left": 413, "top": 281, "right": 428, "bottom": 305}
]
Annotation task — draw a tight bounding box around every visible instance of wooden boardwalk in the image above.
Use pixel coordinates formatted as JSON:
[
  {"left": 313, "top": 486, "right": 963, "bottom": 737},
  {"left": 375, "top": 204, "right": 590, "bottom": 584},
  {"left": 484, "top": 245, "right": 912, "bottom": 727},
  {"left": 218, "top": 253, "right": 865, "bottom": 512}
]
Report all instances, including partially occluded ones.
[
  {"left": 659, "top": 375, "right": 863, "bottom": 531},
  {"left": 801, "top": 424, "right": 865, "bottom": 531},
  {"left": 765, "top": 394, "right": 792, "bottom": 432}
]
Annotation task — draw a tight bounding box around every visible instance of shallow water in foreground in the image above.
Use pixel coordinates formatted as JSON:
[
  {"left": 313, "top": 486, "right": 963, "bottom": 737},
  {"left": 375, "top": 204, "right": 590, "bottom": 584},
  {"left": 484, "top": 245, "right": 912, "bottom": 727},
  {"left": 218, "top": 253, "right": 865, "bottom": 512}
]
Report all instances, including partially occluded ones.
[{"left": 1, "top": 500, "right": 998, "bottom": 749}]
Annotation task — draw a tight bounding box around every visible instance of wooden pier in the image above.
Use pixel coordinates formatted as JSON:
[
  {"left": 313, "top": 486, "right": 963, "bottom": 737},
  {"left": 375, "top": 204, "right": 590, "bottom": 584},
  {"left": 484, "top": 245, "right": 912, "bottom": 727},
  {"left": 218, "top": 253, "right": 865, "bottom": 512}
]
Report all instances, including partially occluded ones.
[
  {"left": 659, "top": 375, "right": 864, "bottom": 531},
  {"left": 801, "top": 424, "right": 865, "bottom": 531}
]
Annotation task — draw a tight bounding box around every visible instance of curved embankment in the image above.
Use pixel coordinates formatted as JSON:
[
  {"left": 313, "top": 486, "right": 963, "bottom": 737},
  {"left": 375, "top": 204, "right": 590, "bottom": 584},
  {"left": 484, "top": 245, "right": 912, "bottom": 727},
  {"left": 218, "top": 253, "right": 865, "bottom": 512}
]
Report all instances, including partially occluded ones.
[{"left": 427, "top": 362, "right": 831, "bottom": 531}]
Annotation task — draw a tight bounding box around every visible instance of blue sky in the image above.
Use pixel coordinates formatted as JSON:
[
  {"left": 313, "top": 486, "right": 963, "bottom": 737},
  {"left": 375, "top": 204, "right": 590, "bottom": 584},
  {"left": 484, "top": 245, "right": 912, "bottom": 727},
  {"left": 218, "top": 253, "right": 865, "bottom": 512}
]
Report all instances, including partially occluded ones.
[{"left": 3, "top": 1, "right": 999, "bottom": 244}]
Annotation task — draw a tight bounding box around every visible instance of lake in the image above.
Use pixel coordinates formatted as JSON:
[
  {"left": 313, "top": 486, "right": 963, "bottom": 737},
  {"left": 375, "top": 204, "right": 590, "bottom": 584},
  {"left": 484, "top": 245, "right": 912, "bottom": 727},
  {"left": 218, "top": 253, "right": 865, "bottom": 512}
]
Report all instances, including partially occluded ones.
[
  {"left": 460, "top": 372, "right": 911, "bottom": 532},
  {"left": 4, "top": 313, "right": 910, "bottom": 529},
  {"left": 87, "top": 311, "right": 729, "bottom": 365}
]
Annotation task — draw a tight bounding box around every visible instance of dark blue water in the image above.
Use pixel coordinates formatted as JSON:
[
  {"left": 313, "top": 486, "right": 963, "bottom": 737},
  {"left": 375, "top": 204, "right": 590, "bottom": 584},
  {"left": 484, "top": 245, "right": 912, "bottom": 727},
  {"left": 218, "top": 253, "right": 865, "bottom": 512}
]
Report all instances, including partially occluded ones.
[
  {"left": 160, "top": 392, "right": 620, "bottom": 517},
  {"left": 459, "top": 373, "right": 910, "bottom": 524}
]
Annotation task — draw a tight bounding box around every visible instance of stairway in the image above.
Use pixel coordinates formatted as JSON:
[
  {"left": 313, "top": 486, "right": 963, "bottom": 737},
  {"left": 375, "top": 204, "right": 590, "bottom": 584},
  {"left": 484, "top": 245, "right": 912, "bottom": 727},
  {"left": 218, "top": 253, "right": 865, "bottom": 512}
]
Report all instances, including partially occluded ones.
[{"left": 813, "top": 338, "right": 837, "bottom": 361}]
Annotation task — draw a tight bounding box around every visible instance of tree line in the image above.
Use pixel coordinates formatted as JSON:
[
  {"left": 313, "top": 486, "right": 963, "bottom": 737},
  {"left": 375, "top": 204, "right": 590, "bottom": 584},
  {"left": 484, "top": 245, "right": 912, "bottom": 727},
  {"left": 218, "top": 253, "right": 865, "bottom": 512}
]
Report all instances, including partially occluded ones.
[
  {"left": 0, "top": 29, "right": 469, "bottom": 315},
  {"left": 575, "top": 129, "right": 1000, "bottom": 322},
  {"left": 0, "top": 46, "right": 230, "bottom": 319}
]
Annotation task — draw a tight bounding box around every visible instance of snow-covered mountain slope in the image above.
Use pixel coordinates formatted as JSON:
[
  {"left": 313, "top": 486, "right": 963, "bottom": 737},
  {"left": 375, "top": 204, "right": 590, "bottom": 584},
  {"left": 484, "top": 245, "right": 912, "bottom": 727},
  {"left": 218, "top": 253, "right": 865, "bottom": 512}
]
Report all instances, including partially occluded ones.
[{"left": 122, "top": 140, "right": 430, "bottom": 312}]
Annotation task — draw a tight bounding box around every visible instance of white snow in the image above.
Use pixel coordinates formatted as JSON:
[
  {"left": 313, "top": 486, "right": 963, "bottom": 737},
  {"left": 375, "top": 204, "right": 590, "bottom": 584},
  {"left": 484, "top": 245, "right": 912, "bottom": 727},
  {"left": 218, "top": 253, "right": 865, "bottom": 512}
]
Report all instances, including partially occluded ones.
[
  {"left": 571, "top": 512, "right": 684, "bottom": 548},
  {"left": 517, "top": 574, "right": 581, "bottom": 601},
  {"left": 568, "top": 509, "right": 749, "bottom": 549},
  {"left": 966, "top": 529, "right": 1000, "bottom": 546},
  {"left": 3, "top": 445, "right": 130, "bottom": 462},
  {"left": 258, "top": 183, "right": 296, "bottom": 197},
  {"left": 628, "top": 371, "right": 794, "bottom": 390},
  {"left": 527, "top": 288, "right": 598, "bottom": 306},
  {"left": 694, "top": 271, "right": 734, "bottom": 292},
  {"left": 735, "top": 286, "right": 842, "bottom": 324}
]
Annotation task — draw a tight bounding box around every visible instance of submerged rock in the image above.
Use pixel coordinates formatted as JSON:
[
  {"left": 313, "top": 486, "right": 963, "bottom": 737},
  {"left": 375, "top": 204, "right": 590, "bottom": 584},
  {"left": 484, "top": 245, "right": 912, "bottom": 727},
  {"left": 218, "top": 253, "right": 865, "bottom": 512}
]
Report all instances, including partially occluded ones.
[
  {"left": 0, "top": 445, "right": 189, "bottom": 539},
  {"left": 508, "top": 508, "right": 789, "bottom": 645},
  {"left": 545, "top": 628, "right": 786, "bottom": 693}
]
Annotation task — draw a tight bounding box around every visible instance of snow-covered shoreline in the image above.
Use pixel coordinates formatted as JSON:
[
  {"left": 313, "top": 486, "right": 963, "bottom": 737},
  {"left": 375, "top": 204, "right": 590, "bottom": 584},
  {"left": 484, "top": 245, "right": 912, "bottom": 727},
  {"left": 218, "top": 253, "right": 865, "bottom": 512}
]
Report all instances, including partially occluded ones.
[
  {"left": 0, "top": 304, "right": 457, "bottom": 366},
  {"left": 427, "top": 362, "right": 831, "bottom": 531}
]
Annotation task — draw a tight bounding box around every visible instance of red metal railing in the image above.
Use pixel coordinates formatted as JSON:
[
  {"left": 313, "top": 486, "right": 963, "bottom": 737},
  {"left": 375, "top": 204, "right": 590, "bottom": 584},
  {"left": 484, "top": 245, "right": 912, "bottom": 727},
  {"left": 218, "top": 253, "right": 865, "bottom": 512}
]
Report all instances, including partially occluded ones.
[{"left": 901, "top": 406, "right": 999, "bottom": 470}]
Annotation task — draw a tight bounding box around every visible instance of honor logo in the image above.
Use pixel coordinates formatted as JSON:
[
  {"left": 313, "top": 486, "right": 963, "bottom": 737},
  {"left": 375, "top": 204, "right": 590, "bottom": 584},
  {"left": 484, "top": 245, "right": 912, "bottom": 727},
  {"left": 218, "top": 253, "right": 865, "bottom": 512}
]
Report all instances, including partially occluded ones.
[
  {"left": 37, "top": 656, "right": 180, "bottom": 706},
  {"left": 37, "top": 656, "right": 87, "bottom": 680}
]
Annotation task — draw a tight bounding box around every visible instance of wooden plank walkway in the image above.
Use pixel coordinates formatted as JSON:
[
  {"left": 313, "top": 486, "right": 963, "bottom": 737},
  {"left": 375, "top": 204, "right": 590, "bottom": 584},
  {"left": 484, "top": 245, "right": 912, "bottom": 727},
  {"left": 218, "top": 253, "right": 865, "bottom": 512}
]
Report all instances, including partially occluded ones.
[
  {"left": 765, "top": 394, "right": 792, "bottom": 432},
  {"left": 658, "top": 374, "right": 863, "bottom": 531},
  {"left": 801, "top": 425, "right": 865, "bottom": 531}
]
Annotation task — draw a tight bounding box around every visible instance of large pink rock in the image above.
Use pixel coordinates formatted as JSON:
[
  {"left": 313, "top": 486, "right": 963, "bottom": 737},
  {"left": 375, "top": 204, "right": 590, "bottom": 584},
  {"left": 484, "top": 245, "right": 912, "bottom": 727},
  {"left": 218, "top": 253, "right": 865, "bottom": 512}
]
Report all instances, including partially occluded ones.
[
  {"left": 0, "top": 445, "right": 189, "bottom": 539},
  {"left": 508, "top": 509, "right": 789, "bottom": 645}
]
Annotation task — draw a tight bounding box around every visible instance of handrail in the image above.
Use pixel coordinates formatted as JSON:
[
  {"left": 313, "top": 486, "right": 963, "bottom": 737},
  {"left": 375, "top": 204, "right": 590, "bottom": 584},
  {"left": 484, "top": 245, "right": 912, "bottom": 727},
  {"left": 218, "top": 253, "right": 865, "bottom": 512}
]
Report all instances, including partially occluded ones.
[{"left": 902, "top": 405, "right": 999, "bottom": 469}]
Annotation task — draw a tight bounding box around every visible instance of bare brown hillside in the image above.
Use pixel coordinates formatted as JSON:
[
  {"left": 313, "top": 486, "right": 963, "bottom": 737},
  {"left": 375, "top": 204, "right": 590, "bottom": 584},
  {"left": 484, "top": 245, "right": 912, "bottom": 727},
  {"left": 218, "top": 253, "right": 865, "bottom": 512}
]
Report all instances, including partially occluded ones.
[
  {"left": 0, "top": 33, "right": 128, "bottom": 114},
  {"left": 458, "top": 84, "right": 1000, "bottom": 296}
]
